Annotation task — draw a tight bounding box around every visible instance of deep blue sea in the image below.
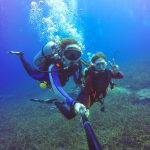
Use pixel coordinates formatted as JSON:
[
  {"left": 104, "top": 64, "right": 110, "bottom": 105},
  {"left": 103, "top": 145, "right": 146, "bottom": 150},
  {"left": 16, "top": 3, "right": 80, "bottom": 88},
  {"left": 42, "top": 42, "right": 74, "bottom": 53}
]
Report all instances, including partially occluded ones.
[
  {"left": 0, "top": 0, "right": 150, "bottom": 149},
  {"left": 0, "top": 0, "right": 150, "bottom": 92}
]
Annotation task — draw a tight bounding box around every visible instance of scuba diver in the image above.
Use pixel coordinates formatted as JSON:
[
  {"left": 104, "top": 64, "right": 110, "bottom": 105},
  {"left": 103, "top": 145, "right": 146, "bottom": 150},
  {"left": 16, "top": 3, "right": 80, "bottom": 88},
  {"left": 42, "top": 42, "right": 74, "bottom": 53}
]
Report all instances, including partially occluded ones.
[
  {"left": 75, "top": 52, "right": 124, "bottom": 115},
  {"left": 9, "top": 38, "right": 87, "bottom": 119},
  {"left": 8, "top": 38, "right": 82, "bottom": 88}
]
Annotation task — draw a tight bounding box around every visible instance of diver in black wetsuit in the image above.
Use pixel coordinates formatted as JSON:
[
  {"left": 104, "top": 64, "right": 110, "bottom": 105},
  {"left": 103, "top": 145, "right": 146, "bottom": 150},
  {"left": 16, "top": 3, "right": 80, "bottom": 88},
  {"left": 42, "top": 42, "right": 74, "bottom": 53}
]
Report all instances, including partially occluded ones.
[
  {"left": 9, "top": 38, "right": 87, "bottom": 119},
  {"left": 9, "top": 38, "right": 82, "bottom": 87},
  {"left": 75, "top": 52, "right": 124, "bottom": 114}
]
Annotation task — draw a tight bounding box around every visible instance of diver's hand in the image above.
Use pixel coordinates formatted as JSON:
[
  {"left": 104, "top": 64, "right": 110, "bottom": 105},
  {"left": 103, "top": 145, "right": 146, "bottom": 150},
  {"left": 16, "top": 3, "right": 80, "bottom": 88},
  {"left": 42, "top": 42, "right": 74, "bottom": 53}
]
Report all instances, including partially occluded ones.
[
  {"left": 109, "top": 58, "right": 119, "bottom": 73},
  {"left": 8, "top": 51, "right": 23, "bottom": 56},
  {"left": 74, "top": 102, "right": 86, "bottom": 114}
]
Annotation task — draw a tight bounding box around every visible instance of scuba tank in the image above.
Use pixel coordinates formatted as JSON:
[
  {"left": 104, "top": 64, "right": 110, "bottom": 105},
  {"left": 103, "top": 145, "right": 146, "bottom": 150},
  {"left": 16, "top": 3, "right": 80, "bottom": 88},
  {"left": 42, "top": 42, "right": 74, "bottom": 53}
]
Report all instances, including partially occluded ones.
[
  {"left": 33, "top": 41, "right": 61, "bottom": 68},
  {"left": 33, "top": 41, "right": 62, "bottom": 89}
]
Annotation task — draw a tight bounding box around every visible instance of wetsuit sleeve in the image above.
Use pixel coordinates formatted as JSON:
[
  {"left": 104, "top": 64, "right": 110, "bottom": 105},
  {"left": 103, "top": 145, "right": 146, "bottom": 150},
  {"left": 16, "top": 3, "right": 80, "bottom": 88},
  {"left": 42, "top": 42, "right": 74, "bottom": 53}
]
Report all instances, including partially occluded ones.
[
  {"left": 110, "top": 70, "right": 124, "bottom": 79},
  {"left": 76, "top": 75, "right": 93, "bottom": 108},
  {"left": 49, "top": 65, "right": 75, "bottom": 107},
  {"left": 19, "top": 54, "right": 46, "bottom": 80}
]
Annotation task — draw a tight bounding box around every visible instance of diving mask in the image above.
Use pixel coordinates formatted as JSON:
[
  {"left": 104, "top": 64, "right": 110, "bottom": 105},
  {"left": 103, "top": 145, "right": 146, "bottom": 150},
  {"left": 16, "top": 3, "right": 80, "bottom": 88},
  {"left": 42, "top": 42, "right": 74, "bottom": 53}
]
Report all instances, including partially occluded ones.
[
  {"left": 64, "top": 44, "right": 82, "bottom": 61},
  {"left": 94, "top": 58, "right": 107, "bottom": 71}
]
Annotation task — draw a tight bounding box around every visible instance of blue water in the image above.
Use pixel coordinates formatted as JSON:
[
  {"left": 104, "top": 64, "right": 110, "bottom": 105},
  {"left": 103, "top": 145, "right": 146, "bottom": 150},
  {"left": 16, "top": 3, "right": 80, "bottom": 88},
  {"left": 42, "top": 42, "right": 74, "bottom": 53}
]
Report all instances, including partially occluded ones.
[
  {"left": 0, "top": 0, "right": 149, "bottom": 96},
  {"left": 0, "top": 0, "right": 149, "bottom": 97},
  {"left": 0, "top": 0, "right": 150, "bottom": 149}
]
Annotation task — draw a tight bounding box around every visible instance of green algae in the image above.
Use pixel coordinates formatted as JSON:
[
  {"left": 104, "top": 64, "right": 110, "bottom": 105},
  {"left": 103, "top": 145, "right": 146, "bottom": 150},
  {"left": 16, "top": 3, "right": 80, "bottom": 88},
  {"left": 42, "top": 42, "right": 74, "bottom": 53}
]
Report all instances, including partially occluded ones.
[{"left": 0, "top": 59, "right": 150, "bottom": 150}]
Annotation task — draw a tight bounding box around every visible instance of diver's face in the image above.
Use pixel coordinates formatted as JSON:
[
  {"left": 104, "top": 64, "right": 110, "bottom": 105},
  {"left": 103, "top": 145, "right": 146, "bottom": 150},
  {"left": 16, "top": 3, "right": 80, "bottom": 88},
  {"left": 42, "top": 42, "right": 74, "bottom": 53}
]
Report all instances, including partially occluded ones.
[
  {"left": 94, "top": 58, "right": 107, "bottom": 71},
  {"left": 63, "top": 49, "right": 81, "bottom": 67}
]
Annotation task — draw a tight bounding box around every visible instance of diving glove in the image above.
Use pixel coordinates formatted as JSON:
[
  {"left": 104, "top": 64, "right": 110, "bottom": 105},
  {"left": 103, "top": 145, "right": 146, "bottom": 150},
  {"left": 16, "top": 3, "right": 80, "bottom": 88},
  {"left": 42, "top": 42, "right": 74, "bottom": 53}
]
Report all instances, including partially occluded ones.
[{"left": 74, "top": 102, "right": 86, "bottom": 114}]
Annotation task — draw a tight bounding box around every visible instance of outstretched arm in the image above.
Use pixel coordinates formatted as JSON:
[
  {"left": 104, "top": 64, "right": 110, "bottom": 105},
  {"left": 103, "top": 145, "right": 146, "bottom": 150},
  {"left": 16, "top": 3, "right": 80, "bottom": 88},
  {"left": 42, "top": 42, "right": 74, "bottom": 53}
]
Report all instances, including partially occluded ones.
[{"left": 8, "top": 51, "right": 45, "bottom": 81}]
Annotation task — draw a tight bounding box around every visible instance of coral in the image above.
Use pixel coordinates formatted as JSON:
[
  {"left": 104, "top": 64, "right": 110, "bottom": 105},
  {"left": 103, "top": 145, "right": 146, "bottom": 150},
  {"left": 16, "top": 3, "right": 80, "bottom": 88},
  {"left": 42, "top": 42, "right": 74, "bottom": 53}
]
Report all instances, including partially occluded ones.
[{"left": 136, "top": 88, "right": 150, "bottom": 100}]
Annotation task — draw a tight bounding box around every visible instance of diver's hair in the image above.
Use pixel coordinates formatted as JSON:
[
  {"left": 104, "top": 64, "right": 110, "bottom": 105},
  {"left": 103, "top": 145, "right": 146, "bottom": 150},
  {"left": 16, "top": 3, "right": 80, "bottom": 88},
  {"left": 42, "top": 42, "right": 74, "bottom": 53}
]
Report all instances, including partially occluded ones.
[
  {"left": 91, "top": 52, "right": 107, "bottom": 63},
  {"left": 60, "top": 38, "right": 79, "bottom": 49}
]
